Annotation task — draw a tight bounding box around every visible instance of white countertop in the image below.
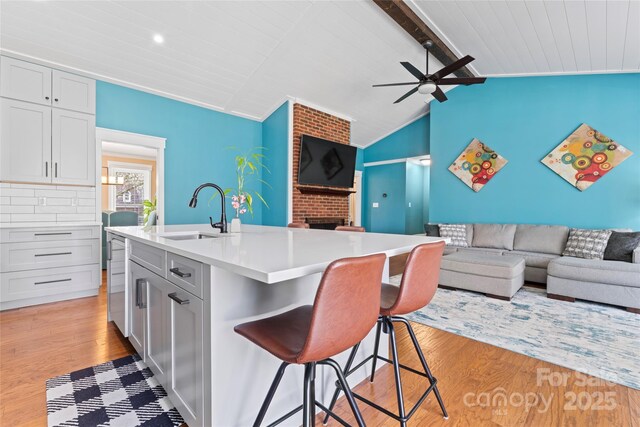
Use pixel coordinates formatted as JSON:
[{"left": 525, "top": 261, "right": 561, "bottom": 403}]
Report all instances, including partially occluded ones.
[
  {"left": 106, "top": 224, "right": 446, "bottom": 284},
  {"left": 0, "top": 221, "right": 102, "bottom": 228}
]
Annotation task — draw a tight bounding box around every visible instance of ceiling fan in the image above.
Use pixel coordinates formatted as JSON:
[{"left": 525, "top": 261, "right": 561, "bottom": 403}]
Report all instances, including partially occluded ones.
[{"left": 374, "top": 40, "right": 486, "bottom": 104}]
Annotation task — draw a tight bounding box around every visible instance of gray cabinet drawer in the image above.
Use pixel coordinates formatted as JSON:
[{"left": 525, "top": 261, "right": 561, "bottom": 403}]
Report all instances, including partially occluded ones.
[
  {"left": 1, "top": 226, "right": 100, "bottom": 243},
  {"left": 0, "top": 264, "right": 100, "bottom": 303},
  {"left": 0, "top": 239, "right": 99, "bottom": 272},
  {"left": 130, "top": 240, "right": 166, "bottom": 277},
  {"left": 167, "top": 253, "right": 206, "bottom": 298}
]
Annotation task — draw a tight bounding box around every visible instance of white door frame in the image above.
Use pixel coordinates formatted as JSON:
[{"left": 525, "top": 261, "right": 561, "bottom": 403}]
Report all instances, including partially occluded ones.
[
  {"left": 353, "top": 170, "right": 363, "bottom": 227},
  {"left": 95, "top": 127, "right": 166, "bottom": 225}
]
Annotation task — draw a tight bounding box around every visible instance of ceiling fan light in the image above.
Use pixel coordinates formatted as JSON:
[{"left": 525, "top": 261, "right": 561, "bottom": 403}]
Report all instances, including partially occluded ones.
[{"left": 418, "top": 81, "right": 437, "bottom": 94}]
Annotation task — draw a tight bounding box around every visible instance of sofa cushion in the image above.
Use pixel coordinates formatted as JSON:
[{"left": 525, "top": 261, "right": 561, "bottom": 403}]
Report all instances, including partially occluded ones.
[
  {"left": 465, "top": 224, "right": 474, "bottom": 246},
  {"left": 443, "top": 246, "right": 458, "bottom": 255},
  {"left": 548, "top": 256, "right": 640, "bottom": 288},
  {"left": 472, "top": 224, "right": 517, "bottom": 250},
  {"left": 603, "top": 231, "right": 640, "bottom": 263},
  {"left": 441, "top": 252, "right": 524, "bottom": 279},
  {"left": 439, "top": 224, "right": 469, "bottom": 247},
  {"left": 562, "top": 228, "right": 612, "bottom": 260},
  {"left": 513, "top": 225, "right": 569, "bottom": 255},
  {"left": 510, "top": 250, "right": 559, "bottom": 269},
  {"left": 457, "top": 247, "right": 505, "bottom": 256}
]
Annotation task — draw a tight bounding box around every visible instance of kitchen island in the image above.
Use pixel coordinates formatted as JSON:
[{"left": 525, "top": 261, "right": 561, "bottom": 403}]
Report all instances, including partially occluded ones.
[{"left": 105, "top": 224, "right": 446, "bottom": 427}]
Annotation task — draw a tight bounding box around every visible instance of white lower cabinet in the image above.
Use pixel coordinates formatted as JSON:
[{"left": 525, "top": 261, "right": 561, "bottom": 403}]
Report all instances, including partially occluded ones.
[{"left": 129, "top": 256, "right": 206, "bottom": 427}]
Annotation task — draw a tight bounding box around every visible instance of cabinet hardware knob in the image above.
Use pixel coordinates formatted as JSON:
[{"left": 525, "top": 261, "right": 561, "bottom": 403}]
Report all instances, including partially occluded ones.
[
  {"left": 45, "top": 96, "right": 50, "bottom": 100},
  {"left": 54, "top": 98, "right": 59, "bottom": 102},
  {"left": 169, "top": 267, "right": 191, "bottom": 278}
]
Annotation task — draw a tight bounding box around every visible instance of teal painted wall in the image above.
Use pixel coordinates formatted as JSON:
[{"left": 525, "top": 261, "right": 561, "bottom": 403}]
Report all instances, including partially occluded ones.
[
  {"left": 96, "top": 81, "right": 264, "bottom": 225},
  {"left": 364, "top": 115, "right": 430, "bottom": 163},
  {"left": 430, "top": 74, "right": 640, "bottom": 229},
  {"left": 262, "top": 101, "right": 289, "bottom": 226},
  {"left": 405, "top": 162, "right": 426, "bottom": 235}
]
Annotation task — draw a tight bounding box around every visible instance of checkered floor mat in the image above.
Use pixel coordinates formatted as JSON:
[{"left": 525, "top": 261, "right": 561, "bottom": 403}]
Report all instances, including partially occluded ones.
[{"left": 46, "top": 354, "right": 184, "bottom": 427}]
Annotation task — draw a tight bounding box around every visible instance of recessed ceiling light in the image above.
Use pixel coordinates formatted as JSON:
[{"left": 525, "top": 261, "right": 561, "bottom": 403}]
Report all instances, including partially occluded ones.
[{"left": 153, "top": 34, "right": 164, "bottom": 44}]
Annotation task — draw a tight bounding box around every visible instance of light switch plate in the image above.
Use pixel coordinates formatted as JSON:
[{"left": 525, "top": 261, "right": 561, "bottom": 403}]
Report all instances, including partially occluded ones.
[
  {"left": 372, "top": 202, "right": 379, "bottom": 208},
  {"left": 38, "top": 197, "right": 46, "bottom": 206},
  {"left": 408, "top": 202, "right": 412, "bottom": 208}
]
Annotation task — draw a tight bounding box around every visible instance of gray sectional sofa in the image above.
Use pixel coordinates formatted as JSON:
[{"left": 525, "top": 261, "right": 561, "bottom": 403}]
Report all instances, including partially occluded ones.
[{"left": 429, "top": 223, "right": 640, "bottom": 312}]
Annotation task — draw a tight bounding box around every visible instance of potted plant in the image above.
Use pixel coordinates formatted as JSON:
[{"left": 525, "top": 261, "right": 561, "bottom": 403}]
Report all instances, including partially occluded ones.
[
  {"left": 142, "top": 197, "right": 157, "bottom": 226},
  {"left": 211, "top": 147, "right": 270, "bottom": 232}
]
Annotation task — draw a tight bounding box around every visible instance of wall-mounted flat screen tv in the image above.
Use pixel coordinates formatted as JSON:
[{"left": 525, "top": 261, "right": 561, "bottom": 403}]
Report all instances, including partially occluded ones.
[{"left": 298, "top": 135, "right": 357, "bottom": 188}]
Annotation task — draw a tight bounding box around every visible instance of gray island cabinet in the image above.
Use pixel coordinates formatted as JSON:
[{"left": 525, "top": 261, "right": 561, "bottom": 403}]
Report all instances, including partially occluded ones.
[{"left": 106, "top": 224, "right": 445, "bottom": 427}]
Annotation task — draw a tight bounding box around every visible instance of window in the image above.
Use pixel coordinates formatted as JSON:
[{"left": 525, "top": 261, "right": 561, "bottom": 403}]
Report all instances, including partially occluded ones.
[{"left": 108, "top": 163, "right": 152, "bottom": 225}]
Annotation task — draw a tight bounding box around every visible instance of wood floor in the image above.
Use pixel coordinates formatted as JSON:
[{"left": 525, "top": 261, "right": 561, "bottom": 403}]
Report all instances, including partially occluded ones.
[{"left": 1, "top": 273, "right": 638, "bottom": 427}]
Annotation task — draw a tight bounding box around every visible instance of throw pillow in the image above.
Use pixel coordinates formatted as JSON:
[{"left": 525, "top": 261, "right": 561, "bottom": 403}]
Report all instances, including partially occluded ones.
[
  {"left": 562, "top": 228, "right": 612, "bottom": 260},
  {"left": 603, "top": 231, "right": 640, "bottom": 263},
  {"left": 438, "top": 224, "right": 468, "bottom": 247},
  {"left": 424, "top": 224, "right": 440, "bottom": 237}
]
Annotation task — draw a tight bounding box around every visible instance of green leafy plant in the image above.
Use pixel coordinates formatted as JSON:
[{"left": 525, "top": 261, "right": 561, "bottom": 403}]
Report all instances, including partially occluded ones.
[
  {"left": 142, "top": 197, "right": 157, "bottom": 225},
  {"left": 209, "top": 147, "right": 270, "bottom": 217}
]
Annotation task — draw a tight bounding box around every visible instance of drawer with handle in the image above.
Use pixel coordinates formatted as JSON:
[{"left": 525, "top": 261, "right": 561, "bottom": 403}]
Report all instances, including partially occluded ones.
[
  {"left": 1, "top": 226, "right": 100, "bottom": 243},
  {"left": 130, "top": 240, "right": 166, "bottom": 277},
  {"left": 0, "top": 239, "right": 100, "bottom": 272},
  {"left": 166, "top": 252, "right": 207, "bottom": 298},
  {"left": 0, "top": 264, "right": 100, "bottom": 303}
]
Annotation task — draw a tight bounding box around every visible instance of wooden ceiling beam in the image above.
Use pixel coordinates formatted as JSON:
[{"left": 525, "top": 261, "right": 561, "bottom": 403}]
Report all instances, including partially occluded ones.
[{"left": 373, "top": 0, "right": 475, "bottom": 78}]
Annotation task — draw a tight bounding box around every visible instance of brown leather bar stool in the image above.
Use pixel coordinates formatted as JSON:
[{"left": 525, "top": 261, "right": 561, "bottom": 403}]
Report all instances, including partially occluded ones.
[
  {"left": 234, "top": 253, "right": 386, "bottom": 427},
  {"left": 335, "top": 225, "right": 365, "bottom": 232},
  {"left": 324, "top": 242, "right": 447, "bottom": 426},
  {"left": 288, "top": 222, "right": 310, "bottom": 229}
]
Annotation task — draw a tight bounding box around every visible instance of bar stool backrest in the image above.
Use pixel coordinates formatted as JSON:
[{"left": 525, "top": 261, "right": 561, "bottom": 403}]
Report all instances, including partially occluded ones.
[
  {"left": 391, "top": 242, "right": 445, "bottom": 315},
  {"left": 297, "top": 253, "right": 386, "bottom": 364}
]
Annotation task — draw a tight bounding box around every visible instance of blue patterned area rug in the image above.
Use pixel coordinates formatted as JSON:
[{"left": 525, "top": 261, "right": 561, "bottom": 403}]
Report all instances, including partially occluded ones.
[
  {"left": 46, "top": 354, "right": 183, "bottom": 427},
  {"left": 392, "top": 277, "right": 640, "bottom": 390}
]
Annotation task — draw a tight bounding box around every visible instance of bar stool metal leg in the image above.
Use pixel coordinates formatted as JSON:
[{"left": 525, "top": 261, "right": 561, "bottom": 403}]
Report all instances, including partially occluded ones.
[
  {"left": 387, "top": 319, "right": 407, "bottom": 427},
  {"left": 322, "top": 342, "right": 360, "bottom": 425},
  {"left": 253, "top": 362, "right": 289, "bottom": 427},
  {"left": 393, "top": 317, "right": 448, "bottom": 419},
  {"left": 303, "top": 363, "right": 316, "bottom": 427},
  {"left": 319, "top": 359, "right": 366, "bottom": 427},
  {"left": 369, "top": 320, "right": 382, "bottom": 383}
]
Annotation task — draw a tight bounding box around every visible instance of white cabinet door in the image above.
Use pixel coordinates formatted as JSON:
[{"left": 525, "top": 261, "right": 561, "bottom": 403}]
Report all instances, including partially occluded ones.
[
  {"left": 128, "top": 261, "right": 147, "bottom": 359},
  {"left": 52, "top": 70, "right": 95, "bottom": 114},
  {"left": 51, "top": 109, "right": 95, "bottom": 186},
  {"left": 146, "top": 274, "right": 169, "bottom": 386},
  {"left": 0, "top": 98, "right": 52, "bottom": 183},
  {"left": 0, "top": 56, "right": 52, "bottom": 106},
  {"left": 167, "top": 282, "right": 204, "bottom": 427}
]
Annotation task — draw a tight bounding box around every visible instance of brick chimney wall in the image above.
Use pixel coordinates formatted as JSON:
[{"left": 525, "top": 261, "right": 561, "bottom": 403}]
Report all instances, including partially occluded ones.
[{"left": 292, "top": 103, "right": 351, "bottom": 224}]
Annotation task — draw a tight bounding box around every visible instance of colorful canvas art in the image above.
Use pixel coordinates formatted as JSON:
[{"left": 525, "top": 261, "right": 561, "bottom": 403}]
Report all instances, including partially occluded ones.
[
  {"left": 448, "top": 138, "right": 508, "bottom": 192},
  {"left": 541, "top": 124, "right": 633, "bottom": 191}
]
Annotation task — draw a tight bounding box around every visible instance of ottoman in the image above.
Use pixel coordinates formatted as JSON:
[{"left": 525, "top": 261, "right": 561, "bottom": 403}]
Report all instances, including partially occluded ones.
[{"left": 439, "top": 252, "right": 525, "bottom": 300}]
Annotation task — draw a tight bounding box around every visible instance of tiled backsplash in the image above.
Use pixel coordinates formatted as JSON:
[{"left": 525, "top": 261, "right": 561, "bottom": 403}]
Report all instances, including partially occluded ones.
[{"left": 0, "top": 183, "right": 97, "bottom": 223}]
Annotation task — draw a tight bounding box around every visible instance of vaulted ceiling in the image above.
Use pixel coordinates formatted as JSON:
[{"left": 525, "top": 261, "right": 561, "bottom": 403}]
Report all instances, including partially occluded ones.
[{"left": 1, "top": 1, "right": 637, "bottom": 148}]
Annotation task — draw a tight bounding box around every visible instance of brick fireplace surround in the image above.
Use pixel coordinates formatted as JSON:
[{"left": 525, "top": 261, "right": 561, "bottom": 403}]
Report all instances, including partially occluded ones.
[{"left": 291, "top": 103, "right": 352, "bottom": 225}]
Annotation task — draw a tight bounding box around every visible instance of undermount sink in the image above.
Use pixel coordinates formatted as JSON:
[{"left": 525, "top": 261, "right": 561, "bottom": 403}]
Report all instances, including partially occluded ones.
[{"left": 159, "top": 232, "right": 220, "bottom": 240}]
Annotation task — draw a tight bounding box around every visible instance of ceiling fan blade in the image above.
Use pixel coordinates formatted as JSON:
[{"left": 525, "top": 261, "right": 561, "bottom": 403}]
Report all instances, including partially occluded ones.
[
  {"left": 431, "top": 86, "right": 448, "bottom": 103},
  {"left": 393, "top": 86, "right": 419, "bottom": 104},
  {"left": 372, "top": 82, "right": 419, "bottom": 87},
  {"left": 438, "top": 77, "right": 486, "bottom": 85},
  {"left": 429, "top": 55, "right": 475, "bottom": 81},
  {"left": 400, "top": 62, "right": 426, "bottom": 81}
]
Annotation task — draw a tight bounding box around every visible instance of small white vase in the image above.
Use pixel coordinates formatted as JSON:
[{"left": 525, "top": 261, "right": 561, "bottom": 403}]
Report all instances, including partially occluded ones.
[{"left": 230, "top": 217, "right": 242, "bottom": 233}]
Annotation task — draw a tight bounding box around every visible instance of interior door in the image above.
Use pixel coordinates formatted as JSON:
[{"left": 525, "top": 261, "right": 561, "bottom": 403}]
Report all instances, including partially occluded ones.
[
  {"left": 0, "top": 56, "right": 52, "bottom": 106},
  {"left": 51, "top": 70, "right": 96, "bottom": 114},
  {"left": 0, "top": 98, "right": 52, "bottom": 183},
  {"left": 51, "top": 108, "right": 95, "bottom": 185},
  {"left": 167, "top": 282, "right": 204, "bottom": 427}
]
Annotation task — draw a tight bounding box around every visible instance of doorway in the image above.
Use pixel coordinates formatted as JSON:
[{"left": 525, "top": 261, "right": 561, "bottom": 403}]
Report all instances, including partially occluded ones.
[
  {"left": 349, "top": 170, "right": 363, "bottom": 227},
  {"left": 95, "top": 128, "right": 166, "bottom": 225}
]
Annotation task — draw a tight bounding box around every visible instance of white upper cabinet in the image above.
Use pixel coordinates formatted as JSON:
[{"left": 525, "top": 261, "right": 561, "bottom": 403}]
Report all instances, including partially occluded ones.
[
  {"left": 0, "top": 56, "right": 52, "bottom": 106},
  {"left": 52, "top": 70, "right": 95, "bottom": 114},
  {"left": 0, "top": 98, "right": 52, "bottom": 183},
  {"left": 51, "top": 109, "right": 96, "bottom": 185},
  {"left": 0, "top": 56, "right": 96, "bottom": 186}
]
